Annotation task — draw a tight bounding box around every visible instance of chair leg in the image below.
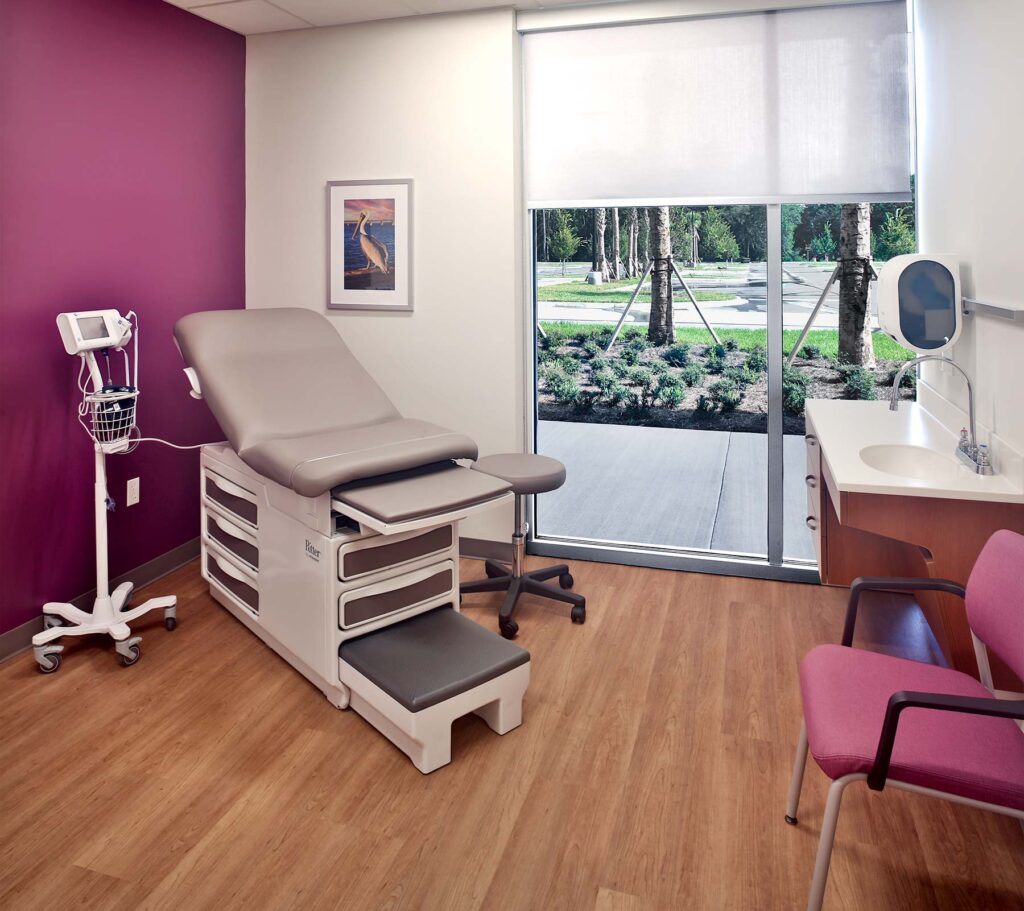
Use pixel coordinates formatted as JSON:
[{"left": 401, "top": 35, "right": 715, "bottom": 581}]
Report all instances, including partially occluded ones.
[
  {"left": 484, "top": 559, "right": 508, "bottom": 579},
  {"left": 527, "top": 563, "right": 569, "bottom": 583},
  {"left": 522, "top": 576, "right": 585, "bottom": 607},
  {"left": 498, "top": 578, "right": 523, "bottom": 621},
  {"left": 460, "top": 575, "right": 512, "bottom": 595},
  {"left": 786, "top": 721, "right": 809, "bottom": 824},
  {"left": 806, "top": 775, "right": 857, "bottom": 911}
]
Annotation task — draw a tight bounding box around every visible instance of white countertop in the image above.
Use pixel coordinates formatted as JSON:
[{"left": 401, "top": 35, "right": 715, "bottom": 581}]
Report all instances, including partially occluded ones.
[{"left": 804, "top": 399, "right": 1024, "bottom": 504}]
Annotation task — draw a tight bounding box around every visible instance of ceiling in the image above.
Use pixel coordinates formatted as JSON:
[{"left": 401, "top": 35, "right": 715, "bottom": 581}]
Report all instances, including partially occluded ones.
[{"left": 163, "top": 0, "right": 590, "bottom": 35}]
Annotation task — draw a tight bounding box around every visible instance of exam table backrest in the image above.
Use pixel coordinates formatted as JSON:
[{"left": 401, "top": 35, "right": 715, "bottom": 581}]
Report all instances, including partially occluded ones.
[{"left": 174, "top": 308, "right": 399, "bottom": 455}]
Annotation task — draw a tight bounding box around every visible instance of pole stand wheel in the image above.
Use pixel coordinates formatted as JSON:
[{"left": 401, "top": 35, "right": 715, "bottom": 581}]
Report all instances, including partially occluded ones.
[
  {"left": 115, "top": 636, "right": 142, "bottom": 667},
  {"left": 33, "top": 644, "right": 64, "bottom": 674}
]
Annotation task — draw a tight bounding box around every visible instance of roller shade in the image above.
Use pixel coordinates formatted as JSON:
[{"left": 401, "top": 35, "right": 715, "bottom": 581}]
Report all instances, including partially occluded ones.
[{"left": 523, "top": 1, "right": 912, "bottom": 206}]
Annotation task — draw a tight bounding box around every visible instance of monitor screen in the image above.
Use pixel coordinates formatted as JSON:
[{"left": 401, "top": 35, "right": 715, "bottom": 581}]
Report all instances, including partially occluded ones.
[{"left": 78, "top": 316, "right": 108, "bottom": 341}]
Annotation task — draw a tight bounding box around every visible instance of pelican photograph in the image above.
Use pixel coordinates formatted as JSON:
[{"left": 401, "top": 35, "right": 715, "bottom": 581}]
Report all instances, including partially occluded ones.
[{"left": 328, "top": 178, "right": 412, "bottom": 311}]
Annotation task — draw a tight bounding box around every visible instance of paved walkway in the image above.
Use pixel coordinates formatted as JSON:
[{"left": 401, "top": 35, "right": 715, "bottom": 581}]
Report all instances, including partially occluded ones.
[{"left": 535, "top": 420, "right": 815, "bottom": 562}]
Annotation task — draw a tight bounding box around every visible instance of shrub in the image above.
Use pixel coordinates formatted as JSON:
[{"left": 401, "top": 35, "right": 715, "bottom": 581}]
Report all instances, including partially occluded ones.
[
  {"left": 543, "top": 367, "right": 579, "bottom": 404},
  {"left": 582, "top": 340, "right": 601, "bottom": 358},
  {"left": 782, "top": 367, "right": 811, "bottom": 415},
  {"left": 554, "top": 354, "right": 581, "bottom": 376},
  {"left": 663, "top": 343, "right": 691, "bottom": 367},
  {"left": 656, "top": 374, "right": 684, "bottom": 407},
  {"left": 592, "top": 369, "right": 617, "bottom": 393},
  {"left": 627, "top": 366, "right": 657, "bottom": 392},
  {"left": 843, "top": 366, "right": 877, "bottom": 401},
  {"left": 886, "top": 366, "right": 916, "bottom": 390},
  {"left": 589, "top": 354, "right": 608, "bottom": 373},
  {"left": 711, "top": 343, "right": 728, "bottom": 359},
  {"left": 603, "top": 383, "right": 628, "bottom": 406},
  {"left": 724, "top": 365, "right": 757, "bottom": 388},
  {"left": 537, "top": 347, "right": 556, "bottom": 366},
  {"left": 724, "top": 337, "right": 739, "bottom": 351},
  {"left": 650, "top": 360, "right": 669, "bottom": 376},
  {"left": 708, "top": 378, "right": 742, "bottom": 412},
  {"left": 746, "top": 345, "right": 768, "bottom": 374},
  {"left": 621, "top": 346, "right": 641, "bottom": 366},
  {"left": 572, "top": 391, "right": 601, "bottom": 414},
  {"left": 705, "top": 354, "right": 725, "bottom": 375},
  {"left": 695, "top": 394, "right": 714, "bottom": 413},
  {"left": 799, "top": 344, "right": 822, "bottom": 360},
  {"left": 679, "top": 363, "right": 706, "bottom": 387}
]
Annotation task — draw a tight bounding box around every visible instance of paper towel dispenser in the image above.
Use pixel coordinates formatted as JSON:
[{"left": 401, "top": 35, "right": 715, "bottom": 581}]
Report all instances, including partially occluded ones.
[{"left": 878, "top": 254, "right": 962, "bottom": 354}]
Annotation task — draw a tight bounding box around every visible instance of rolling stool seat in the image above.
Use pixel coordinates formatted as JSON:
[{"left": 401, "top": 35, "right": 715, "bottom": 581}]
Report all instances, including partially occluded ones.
[{"left": 461, "top": 453, "right": 585, "bottom": 639}]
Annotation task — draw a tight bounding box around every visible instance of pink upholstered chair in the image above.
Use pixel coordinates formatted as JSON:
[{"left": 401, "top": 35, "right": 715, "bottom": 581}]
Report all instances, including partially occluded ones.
[{"left": 786, "top": 529, "right": 1024, "bottom": 911}]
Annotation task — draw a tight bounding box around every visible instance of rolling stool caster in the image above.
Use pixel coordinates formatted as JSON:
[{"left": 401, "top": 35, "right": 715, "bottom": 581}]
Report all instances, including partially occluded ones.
[
  {"left": 34, "top": 644, "right": 64, "bottom": 674},
  {"left": 164, "top": 604, "right": 178, "bottom": 631},
  {"left": 460, "top": 454, "right": 588, "bottom": 637}
]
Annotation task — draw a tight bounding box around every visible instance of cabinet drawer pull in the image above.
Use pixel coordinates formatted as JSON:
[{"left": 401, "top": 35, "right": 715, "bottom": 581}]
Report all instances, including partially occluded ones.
[
  {"left": 805, "top": 474, "right": 817, "bottom": 488},
  {"left": 806, "top": 516, "right": 819, "bottom": 531},
  {"left": 805, "top": 434, "right": 818, "bottom": 446}
]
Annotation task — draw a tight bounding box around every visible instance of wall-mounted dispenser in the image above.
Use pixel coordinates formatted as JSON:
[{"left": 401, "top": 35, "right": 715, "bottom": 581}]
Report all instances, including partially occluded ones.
[{"left": 878, "top": 254, "right": 962, "bottom": 354}]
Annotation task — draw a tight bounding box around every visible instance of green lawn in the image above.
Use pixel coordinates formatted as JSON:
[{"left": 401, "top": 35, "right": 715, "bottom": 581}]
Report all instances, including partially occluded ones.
[
  {"left": 538, "top": 279, "right": 735, "bottom": 305},
  {"left": 539, "top": 321, "right": 915, "bottom": 361}
]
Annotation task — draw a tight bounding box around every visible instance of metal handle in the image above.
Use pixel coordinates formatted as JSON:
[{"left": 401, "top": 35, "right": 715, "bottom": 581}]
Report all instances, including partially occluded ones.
[
  {"left": 805, "top": 474, "right": 817, "bottom": 488},
  {"left": 806, "top": 516, "right": 819, "bottom": 531}
]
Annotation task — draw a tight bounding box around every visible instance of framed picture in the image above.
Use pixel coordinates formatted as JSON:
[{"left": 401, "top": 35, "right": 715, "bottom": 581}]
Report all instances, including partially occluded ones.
[{"left": 327, "top": 178, "right": 413, "bottom": 311}]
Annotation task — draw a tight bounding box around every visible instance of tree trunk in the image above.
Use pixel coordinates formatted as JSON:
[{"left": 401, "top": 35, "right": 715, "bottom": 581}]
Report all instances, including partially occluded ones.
[
  {"left": 838, "top": 202, "right": 875, "bottom": 368},
  {"left": 627, "top": 208, "right": 639, "bottom": 277},
  {"left": 611, "top": 208, "right": 623, "bottom": 280},
  {"left": 540, "top": 209, "right": 547, "bottom": 262},
  {"left": 647, "top": 207, "right": 673, "bottom": 345},
  {"left": 593, "top": 207, "right": 610, "bottom": 282}
]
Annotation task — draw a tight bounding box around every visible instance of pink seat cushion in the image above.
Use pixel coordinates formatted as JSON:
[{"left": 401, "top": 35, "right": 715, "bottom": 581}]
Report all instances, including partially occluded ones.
[{"left": 800, "top": 645, "right": 1024, "bottom": 810}]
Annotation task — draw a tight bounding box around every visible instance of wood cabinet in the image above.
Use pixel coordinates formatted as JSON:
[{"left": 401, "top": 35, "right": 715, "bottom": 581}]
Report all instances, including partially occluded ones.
[{"left": 805, "top": 414, "right": 1024, "bottom": 687}]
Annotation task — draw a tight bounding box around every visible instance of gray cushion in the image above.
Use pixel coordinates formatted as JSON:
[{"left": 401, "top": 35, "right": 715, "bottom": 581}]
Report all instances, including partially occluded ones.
[
  {"left": 333, "top": 463, "right": 511, "bottom": 525},
  {"left": 471, "top": 453, "right": 566, "bottom": 495},
  {"left": 340, "top": 606, "right": 530, "bottom": 712},
  {"left": 174, "top": 309, "right": 479, "bottom": 496}
]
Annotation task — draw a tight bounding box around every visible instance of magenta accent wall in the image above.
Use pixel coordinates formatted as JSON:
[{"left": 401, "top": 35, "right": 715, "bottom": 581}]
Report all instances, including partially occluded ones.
[{"left": 0, "top": 0, "right": 244, "bottom": 635}]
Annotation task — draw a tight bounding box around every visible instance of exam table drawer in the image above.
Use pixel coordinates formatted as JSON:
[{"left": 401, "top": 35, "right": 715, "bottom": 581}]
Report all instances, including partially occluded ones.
[
  {"left": 206, "top": 547, "right": 260, "bottom": 615},
  {"left": 204, "top": 506, "right": 259, "bottom": 572},
  {"left": 203, "top": 469, "right": 258, "bottom": 529},
  {"left": 339, "top": 561, "right": 454, "bottom": 629},
  {"left": 338, "top": 524, "right": 453, "bottom": 582}
]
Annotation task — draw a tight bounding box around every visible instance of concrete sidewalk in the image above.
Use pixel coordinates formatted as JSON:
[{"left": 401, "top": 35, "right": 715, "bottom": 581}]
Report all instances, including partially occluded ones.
[{"left": 535, "top": 420, "right": 815, "bottom": 561}]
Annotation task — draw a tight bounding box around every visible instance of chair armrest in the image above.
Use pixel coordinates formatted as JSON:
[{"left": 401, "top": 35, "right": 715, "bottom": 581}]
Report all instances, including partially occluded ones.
[
  {"left": 842, "top": 577, "right": 967, "bottom": 647},
  {"left": 868, "top": 690, "right": 1024, "bottom": 791}
]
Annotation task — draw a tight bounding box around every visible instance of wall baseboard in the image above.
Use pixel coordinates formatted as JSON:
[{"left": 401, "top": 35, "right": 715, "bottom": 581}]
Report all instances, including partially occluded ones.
[
  {"left": 460, "top": 536, "right": 513, "bottom": 563},
  {"left": 0, "top": 537, "right": 201, "bottom": 664}
]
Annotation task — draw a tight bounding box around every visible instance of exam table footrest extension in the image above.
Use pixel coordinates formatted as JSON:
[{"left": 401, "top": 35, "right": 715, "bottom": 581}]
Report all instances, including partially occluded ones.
[{"left": 339, "top": 606, "right": 530, "bottom": 773}]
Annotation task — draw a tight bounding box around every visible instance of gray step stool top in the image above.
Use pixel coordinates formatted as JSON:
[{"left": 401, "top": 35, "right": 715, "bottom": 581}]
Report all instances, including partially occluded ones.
[{"left": 339, "top": 607, "right": 530, "bottom": 712}]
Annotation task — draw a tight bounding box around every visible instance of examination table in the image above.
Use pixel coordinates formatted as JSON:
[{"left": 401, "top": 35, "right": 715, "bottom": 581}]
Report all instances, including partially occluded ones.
[{"left": 174, "top": 308, "right": 529, "bottom": 772}]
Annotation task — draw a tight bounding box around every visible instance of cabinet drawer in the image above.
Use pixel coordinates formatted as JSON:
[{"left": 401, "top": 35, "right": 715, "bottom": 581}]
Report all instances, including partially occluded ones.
[
  {"left": 203, "top": 469, "right": 258, "bottom": 529},
  {"left": 206, "top": 546, "right": 259, "bottom": 615},
  {"left": 339, "top": 525, "right": 453, "bottom": 582},
  {"left": 339, "top": 561, "right": 454, "bottom": 629},
  {"left": 204, "top": 506, "right": 259, "bottom": 571}
]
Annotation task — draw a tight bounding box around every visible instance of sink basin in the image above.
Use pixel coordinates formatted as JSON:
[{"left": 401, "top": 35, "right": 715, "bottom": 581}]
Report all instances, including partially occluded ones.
[{"left": 859, "top": 444, "right": 959, "bottom": 482}]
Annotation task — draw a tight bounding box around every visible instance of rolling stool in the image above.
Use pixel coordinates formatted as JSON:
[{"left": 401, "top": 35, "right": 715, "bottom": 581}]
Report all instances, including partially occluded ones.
[{"left": 461, "top": 453, "right": 586, "bottom": 639}]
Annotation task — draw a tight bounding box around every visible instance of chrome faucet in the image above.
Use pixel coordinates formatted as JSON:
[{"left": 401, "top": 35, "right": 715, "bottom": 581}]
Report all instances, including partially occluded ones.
[{"left": 889, "top": 356, "right": 993, "bottom": 475}]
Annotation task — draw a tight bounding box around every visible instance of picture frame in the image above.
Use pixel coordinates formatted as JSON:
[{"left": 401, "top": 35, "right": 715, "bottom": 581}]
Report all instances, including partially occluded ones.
[{"left": 327, "top": 178, "right": 413, "bottom": 312}]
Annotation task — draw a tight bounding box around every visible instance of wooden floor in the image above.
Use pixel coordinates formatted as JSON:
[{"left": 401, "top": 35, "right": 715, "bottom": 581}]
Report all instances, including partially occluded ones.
[{"left": 1, "top": 558, "right": 1021, "bottom": 910}]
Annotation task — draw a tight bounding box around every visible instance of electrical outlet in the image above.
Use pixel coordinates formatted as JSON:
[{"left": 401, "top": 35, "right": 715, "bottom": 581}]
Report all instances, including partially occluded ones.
[{"left": 126, "top": 477, "right": 140, "bottom": 507}]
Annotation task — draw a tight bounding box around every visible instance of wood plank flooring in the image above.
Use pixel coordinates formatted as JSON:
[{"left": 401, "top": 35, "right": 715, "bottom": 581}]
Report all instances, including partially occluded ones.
[{"left": 1, "top": 558, "right": 1021, "bottom": 910}]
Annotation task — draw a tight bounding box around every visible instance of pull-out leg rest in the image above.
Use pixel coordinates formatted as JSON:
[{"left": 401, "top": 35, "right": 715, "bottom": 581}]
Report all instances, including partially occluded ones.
[{"left": 339, "top": 606, "right": 530, "bottom": 774}]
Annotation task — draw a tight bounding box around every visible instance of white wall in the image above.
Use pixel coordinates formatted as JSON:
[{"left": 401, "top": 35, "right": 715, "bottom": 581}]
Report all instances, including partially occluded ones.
[
  {"left": 915, "top": 0, "right": 1024, "bottom": 468},
  {"left": 246, "top": 8, "right": 523, "bottom": 542}
]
